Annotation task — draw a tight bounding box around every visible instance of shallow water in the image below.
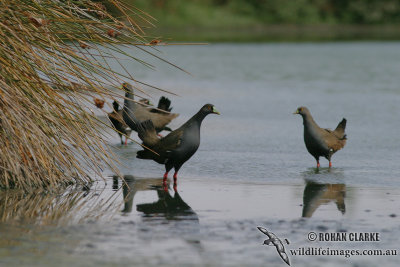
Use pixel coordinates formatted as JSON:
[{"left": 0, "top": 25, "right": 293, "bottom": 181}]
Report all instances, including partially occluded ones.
[{"left": 1, "top": 43, "right": 400, "bottom": 266}]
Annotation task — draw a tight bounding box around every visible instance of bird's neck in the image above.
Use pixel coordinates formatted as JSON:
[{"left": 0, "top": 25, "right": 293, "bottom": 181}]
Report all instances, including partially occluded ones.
[
  {"left": 124, "top": 91, "right": 135, "bottom": 110},
  {"left": 302, "top": 113, "right": 317, "bottom": 129},
  {"left": 191, "top": 111, "right": 208, "bottom": 125},
  {"left": 187, "top": 111, "right": 208, "bottom": 127},
  {"left": 125, "top": 90, "right": 134, "bottom": 101}
]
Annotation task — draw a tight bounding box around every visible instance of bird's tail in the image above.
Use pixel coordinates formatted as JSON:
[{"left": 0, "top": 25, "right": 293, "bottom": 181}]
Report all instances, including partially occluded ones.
[
  {"left": 136, "top": 149, "right": 153, "bottom": 160},
  {"left": 157, "top": 96, "right": 172, "bottom": 112},
  {"left": 136, "top": 147, "right": 165, "bottom": 163},
  {"left": 334, "top": 118, "right": 347, "bottom": 139}
]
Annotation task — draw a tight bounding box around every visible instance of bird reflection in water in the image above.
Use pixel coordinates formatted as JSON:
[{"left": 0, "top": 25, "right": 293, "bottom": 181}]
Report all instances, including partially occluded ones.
[
  {"left": 302, "top": 181, "right": 346, "bottom": 218},
  {"left": 115, "top": 175, "right": 198, "bottom": 221}
]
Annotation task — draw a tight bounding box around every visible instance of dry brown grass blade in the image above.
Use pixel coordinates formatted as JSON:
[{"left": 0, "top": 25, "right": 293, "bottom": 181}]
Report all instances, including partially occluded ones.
[{"left": 0, "top": 0, "right": 183, "bottom": 190}]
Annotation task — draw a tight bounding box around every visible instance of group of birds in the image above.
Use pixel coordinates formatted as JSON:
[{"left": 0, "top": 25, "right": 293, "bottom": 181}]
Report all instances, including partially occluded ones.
[
  {"left": 104, "top": 82, "right": 347, "bottom": 189},
  {"left": 106, "top": 82, "right": 220, "bottom": 189}
]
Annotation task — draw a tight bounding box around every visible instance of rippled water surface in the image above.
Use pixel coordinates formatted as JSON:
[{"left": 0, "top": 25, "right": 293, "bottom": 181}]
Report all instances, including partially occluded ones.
[{"left": 1, "top": 43, "right": 400, "bottom": 266}]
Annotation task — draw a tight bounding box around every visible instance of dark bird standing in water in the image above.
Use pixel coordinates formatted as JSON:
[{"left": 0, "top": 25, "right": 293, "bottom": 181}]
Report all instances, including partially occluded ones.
[
  {"left": 294, "top": 106, "right": 347, "bottom": 168},
  {"left": 122, "top": 82, "right": 178, "bottom": 134},
  {"left": 136, "top": 104, "right": 220, "bottom": 188},
  {"left": 108, "top": 101, "right": 132, "bottom": 145}
]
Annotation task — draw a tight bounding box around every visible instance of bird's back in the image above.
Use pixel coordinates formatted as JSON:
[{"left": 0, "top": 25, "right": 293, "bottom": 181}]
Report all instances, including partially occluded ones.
[{"left": 133, "top": 104, "right": 178, "bottom": 131}]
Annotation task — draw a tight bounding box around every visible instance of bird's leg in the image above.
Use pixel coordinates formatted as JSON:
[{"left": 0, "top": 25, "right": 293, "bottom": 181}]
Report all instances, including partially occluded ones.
[
  {"left": 163, "top": 172, "right": 168, "bottom": 186},
  {"left": 162, "top": 172, "right": 169, "bottom": 192},
  {"left": 328, "top": 150, "right": 333, "bottom": 168},
  {"left": 316, "top": 161, "right": 320, "bottom": 168},
  {"left": 124, "top": 136, "right": 128, "bottom": 145}
]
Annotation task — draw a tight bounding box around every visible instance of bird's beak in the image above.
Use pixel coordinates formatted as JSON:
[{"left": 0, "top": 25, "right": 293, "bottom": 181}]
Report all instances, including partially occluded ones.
[
  {"left": 293, "top": 110, "right": 299, "bottom": 114},
  {"left": 212, "top": 107, "right": 220, "bottom": 115}
]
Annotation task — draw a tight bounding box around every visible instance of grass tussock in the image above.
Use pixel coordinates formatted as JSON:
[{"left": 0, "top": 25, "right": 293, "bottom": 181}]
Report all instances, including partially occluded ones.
[{"left": 0, "top": 0, "right": 164, "bottom": 190}]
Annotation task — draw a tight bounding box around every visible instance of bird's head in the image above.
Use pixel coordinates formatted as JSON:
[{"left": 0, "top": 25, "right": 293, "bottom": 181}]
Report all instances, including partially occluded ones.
[
  {"left": 139, "top": 98, "right": 152, "bottom": 106},
  {"left": 293, "top": 106, "right": 310, "bottom": 116},
  {"left": 121, "top": 82, "right": 132, "bottom": 91},
  {"left": 201, "top": 104, "right": 220, "bottom": 115}
]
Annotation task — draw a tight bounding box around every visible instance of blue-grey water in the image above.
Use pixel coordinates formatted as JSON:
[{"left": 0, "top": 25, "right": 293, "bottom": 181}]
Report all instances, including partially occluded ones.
[{"left": 1, "top": 43, "right": 399, "bottom": 267}]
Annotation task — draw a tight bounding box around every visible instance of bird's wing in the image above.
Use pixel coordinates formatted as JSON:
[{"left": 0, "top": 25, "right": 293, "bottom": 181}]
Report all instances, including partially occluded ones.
[
  {"left": 321, "top": 129, "right": 347, "bottom": 151},
  {"left": 134, "top": 105, "right": 178, "bottom": 129},
  {"left": 271, "top": 237, "right": 290, "bottom": 266},
  {"left": 156, "top": 129, "right": 184, "bottom": 152},
  {"left": 108, "top": 111, "right": 126, "bottom": 129},
  {"left": 257, "top": 227, "right": 274, "bottom": 239},
  {"left": 137, "top": 120, "right": 159, "bottom": 146},
  {"left": 151, "top": 113, "right": 179, "bottom": 130},
  {"left": 275, "top": 246, "right": 290, "bottom": 266},
  {"left": 108, "top": 111, "right": 120, "bottom": 123}
]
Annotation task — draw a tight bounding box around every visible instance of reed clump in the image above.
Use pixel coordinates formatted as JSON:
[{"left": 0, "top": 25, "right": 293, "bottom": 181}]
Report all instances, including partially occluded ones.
[{"left": 0, "top": 0, "right": 160, "bottom": 190}]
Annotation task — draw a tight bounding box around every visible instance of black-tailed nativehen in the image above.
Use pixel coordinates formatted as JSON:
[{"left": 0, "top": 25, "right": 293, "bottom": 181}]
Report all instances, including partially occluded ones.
[
  {"left": 294, "top": 106, "right": 347, "bottom": 168},
  {"left": 136, "top": 104, "right": 220, "bottom": 188},
  {"left": 108, "top": 101, "right": 132, "bottom": 145},
  {"left": 122, "top": 82, "right": 178, "bottom": 133}
]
